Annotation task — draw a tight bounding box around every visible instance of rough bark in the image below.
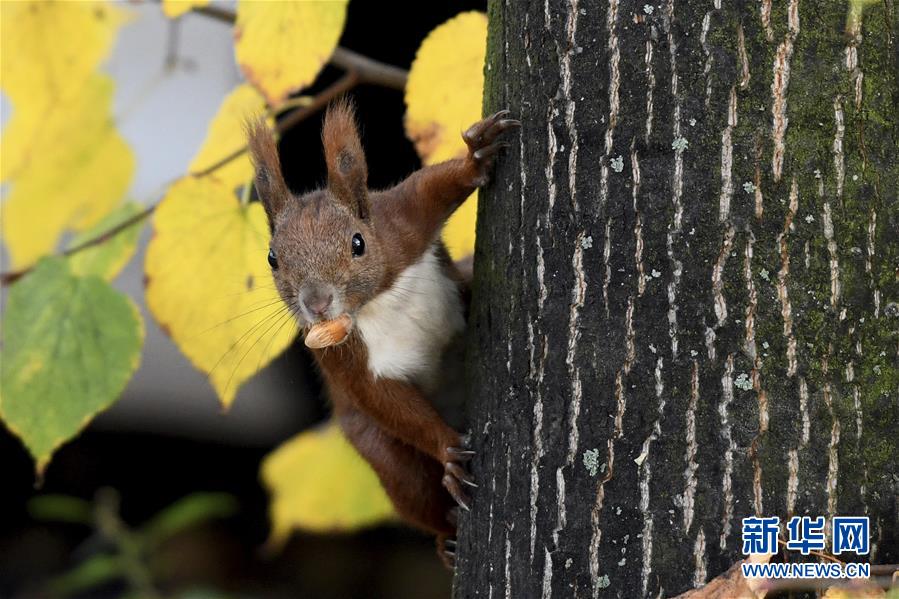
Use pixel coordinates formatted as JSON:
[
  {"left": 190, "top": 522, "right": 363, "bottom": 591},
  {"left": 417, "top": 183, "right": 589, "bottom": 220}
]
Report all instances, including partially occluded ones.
[{"left": 456, "top": 0, "right": 898, "bottom": 597}]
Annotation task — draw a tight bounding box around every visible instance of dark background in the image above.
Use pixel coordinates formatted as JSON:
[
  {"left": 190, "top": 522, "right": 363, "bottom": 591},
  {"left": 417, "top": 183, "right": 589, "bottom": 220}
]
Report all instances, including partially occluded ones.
[{"left": 0, "top": 1, "right": 484, "bottom": 597}]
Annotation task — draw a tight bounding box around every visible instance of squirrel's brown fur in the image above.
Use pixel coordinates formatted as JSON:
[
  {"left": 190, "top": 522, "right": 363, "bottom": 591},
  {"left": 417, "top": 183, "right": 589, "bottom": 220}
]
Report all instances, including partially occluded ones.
[{"left": 322, "top": 98, "right": 370, "bottom": 220}]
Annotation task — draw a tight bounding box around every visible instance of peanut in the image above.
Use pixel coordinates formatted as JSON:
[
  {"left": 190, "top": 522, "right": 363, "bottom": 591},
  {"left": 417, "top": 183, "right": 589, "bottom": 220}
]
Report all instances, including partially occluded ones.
[{"left": 304, "top": 314, "right": 352, "bottom": 349}]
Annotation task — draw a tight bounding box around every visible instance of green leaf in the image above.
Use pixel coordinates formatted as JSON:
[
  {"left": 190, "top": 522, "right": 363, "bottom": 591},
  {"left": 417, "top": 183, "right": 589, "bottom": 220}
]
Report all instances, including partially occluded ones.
[
  {"left": 28, "top": 494, "right": 93, "bottom": 525},
  {"left": 141, "top": 492, "right": 238, "bottom": 548},
  {"left": 0, "top": 258, "right": 144, "bottom": 474},
  {"left": 46, "top": 554, "right": 124, "bottom": 596},
  {"left": 67, "top": 201, "right": 145, "bottom": 280}
]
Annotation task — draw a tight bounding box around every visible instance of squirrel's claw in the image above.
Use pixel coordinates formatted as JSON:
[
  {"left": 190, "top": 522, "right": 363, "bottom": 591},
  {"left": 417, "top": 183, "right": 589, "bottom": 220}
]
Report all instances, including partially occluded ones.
[
  {"left": 446, "top": 461, "right": 478, "bottom": 487},
  {"left": 442, "top": 473, "right": 471, "bottom": 511},
  {"left": 446, "top": 446, "right": 476, "bottom": 461},
  {"left": 437, "top": 535, "right": 457, "bottom": 570},
  {"left": 443, "top": 441, "right": 476, "bottom": 509},
  {"left": 463, "top": 110, "right": 520, "bottom": 148},
  {"left": 473, "top": 141, "right": 510, "bottom": 162},
  {"left": 462, "top": 110, "right": 520, "bottom": 187}
]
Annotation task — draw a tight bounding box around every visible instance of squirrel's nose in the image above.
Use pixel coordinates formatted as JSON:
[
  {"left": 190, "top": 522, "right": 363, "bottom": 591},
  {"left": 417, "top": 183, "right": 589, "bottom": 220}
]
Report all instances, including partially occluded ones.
[{"left": 303, "top": 293, "right": 333, "bottom": 317}]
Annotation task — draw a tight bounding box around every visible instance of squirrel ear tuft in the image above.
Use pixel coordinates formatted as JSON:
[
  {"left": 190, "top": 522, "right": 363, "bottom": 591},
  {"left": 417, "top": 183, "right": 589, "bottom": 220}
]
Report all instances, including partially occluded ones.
[
  {"left": 322, "top": 98, "right": 370, "bottom": 220},
  {"left": 247, "top": 118, "right": 289, "bottom": 230}
]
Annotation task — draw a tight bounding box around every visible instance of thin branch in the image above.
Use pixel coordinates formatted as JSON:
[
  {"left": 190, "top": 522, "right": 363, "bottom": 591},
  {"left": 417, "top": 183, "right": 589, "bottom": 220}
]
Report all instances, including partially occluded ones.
[
  {"left": 192, "top": 6, "right": 408, "bottom": 89},
  {"left": 276, "top": 71, "right": 361, "bottom": 132},
  {"left": 189, "top": 4, "right": 235, "bottom": 23},
  {"left": 191, "top": 71, "right": 360, "bottom": 179},
  {"left": 331, "top": 47, "right": 408, "bottom": 90},
  {"left": 0, "top": 206, "right": 157, "bottom": 286}
]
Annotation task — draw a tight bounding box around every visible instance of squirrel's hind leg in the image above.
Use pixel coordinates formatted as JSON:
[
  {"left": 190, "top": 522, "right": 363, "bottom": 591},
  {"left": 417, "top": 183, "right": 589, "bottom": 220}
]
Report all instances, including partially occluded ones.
[{"left": 337, "top": 405, "right": 457, "bottom": 537}]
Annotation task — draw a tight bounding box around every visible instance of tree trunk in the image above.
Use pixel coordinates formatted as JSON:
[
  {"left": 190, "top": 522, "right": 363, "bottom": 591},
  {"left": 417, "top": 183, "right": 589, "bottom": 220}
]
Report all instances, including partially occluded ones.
[{"left": 456, "top": 0, "right": 898, "bottom": 597}]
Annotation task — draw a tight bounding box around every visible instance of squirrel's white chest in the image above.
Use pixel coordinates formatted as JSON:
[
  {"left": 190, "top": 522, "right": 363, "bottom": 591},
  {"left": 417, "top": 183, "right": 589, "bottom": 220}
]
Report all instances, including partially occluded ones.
[{"left": 355, "top": 246, "right": 465, "bottom": 390}]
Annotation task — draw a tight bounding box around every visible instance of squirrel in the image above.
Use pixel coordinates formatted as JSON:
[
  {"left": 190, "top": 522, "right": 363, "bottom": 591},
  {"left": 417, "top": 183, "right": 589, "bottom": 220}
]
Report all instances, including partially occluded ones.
[{"left": 248, "top": 99, "right": 519, "bottom": 567}]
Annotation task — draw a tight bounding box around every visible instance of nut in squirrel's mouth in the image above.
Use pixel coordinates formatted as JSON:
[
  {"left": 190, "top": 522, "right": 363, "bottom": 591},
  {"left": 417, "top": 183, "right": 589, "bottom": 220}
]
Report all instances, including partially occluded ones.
[{"left": 304, "top": 314, "right": 354, "bottom": 349}]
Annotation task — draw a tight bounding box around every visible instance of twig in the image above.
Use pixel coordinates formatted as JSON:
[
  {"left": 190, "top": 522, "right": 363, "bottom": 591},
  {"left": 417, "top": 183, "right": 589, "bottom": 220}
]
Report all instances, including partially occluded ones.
[
  {"left": 276, "top": 71, "right": 361, "bottom": 132},
  {"left": 191, "top": 71, "right": 360, "bottom": 179},
  {"left": 0, "top": 206, "right": 157, "bottom": 286},
  {"left": 331, "top": 47, "right": 408, "bottom": 89},
  {"left": 188, "top": 4, "right": 235, "bottom": 23},
  {"left": 191, "top": 5, "right": 408, "bottom": 89}
]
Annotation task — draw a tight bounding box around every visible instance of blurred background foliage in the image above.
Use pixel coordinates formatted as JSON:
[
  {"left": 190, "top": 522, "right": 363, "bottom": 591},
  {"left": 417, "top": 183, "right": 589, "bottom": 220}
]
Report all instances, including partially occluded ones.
[{"left": 0, "top": 0, "right": 486, "bottom": 596}]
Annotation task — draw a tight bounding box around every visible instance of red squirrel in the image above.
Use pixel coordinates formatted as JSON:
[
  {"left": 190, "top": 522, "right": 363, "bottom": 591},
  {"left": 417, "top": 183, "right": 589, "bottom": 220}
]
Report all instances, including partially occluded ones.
[{"left": 248, "top": 99, "right": 518, "bottom": 566}]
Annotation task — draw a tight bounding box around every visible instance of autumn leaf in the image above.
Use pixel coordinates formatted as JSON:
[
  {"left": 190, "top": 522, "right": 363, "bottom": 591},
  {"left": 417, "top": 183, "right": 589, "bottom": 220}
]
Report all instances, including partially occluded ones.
[
  {"left": 0, "top": 0, "right": 130, "bottom": 113},
  {"left": 441, "top": 195, "right": 480, "bottom": 261},
  {"left": 1, "top": 74, "right": 136, "bottom": 269},
  {"left": 1, "top": 75, "right": 136, "bottom": 268},
  {"left": 188, "top": 84, "right": 270, "bottom": 189},
  {"left": 405, "top": 11, "right": 487, "bottom": 165},
  {"left": 161, "top": 0, "right": 209, "bottom": 19},
  {"left": 67, "top": 202, "right": 145, "bottom": 281},
  {"left": 144, "top": 177, "right": 297, "bottom": 408},
  {"left": 261, "top": 421, "right": 395, "bottom": 547},
  {"left": 0, "top": 258, "right": 144, "bottom": 475},
  {"left": 234, "top": 0, "right": 349, "bottom": 106},
  {"left": 405, "top": 11, "right": 487, "bottom": 259}
]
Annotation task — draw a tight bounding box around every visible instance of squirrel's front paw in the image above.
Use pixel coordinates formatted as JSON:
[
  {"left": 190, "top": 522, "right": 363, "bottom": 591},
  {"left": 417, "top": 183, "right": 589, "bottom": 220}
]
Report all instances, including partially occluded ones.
[
  {"left": 463, "top": 110, "right": 520, "bottom": 187},
  {"left": 442, "top": 445, "right": 476, "bottom": 511}
]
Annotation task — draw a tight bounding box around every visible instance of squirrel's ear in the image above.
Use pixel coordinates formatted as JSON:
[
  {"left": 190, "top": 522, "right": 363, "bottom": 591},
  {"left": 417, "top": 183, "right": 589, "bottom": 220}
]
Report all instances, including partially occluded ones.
[
  {"left": 247, "top": 119, "right": 289, "bottom": 230},
  {"left": 322, "top": 99, "right": 370, "bottom": 220}
]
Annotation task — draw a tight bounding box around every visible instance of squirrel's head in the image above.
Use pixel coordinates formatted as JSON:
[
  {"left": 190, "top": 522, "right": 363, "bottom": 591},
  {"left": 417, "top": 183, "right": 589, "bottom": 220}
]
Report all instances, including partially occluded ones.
[{"left": 248, "top": 100, "right": 384, "bottom": 326}]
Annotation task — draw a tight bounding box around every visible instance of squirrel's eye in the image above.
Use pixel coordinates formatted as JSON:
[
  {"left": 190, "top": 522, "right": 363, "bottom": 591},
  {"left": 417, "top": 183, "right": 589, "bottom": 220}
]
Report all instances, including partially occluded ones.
[
  {"left": 351, "top": 233, "right": 365, "bottom": 257},
  {"left": 268, "top": 248, "right": 278, "bottom": 270}
]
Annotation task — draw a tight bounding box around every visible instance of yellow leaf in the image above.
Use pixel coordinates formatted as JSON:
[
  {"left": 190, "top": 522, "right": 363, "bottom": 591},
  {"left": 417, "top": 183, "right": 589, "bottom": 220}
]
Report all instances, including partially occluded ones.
[
  {"left": 189, "top": 84, "right": 270, "bottom": 190},
  {"left": 443, "top": 194, "right": 479, "bottom": 260},
  {"left": 161, "top": 0, "right": 209, "bottom": 19},
  {"left": 234, "top": 0, "right": 349, "bottom": 106},
  {"left": 1, "top": 75, "right": 136, "bottom": 268},
  {"left": 0, "top": 0, "right": 130, "bottom": 112},
  {"left": 405, "top": 11, "right": 486, "bottom": 166},
  {"left": 261, "top": 421, "right": 394, "bottom": 547},
  {"left": 404, "top": 11, "right": 487, "bottom": 259},
  {"left": 144, "top": 178, "right": 298, "bottom": 407}
]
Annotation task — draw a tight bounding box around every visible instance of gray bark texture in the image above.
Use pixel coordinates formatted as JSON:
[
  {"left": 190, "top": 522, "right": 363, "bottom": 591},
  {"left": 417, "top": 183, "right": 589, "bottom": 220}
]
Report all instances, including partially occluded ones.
[{"left": 455, "top": 0, "right": 898, "bottom": 597}]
